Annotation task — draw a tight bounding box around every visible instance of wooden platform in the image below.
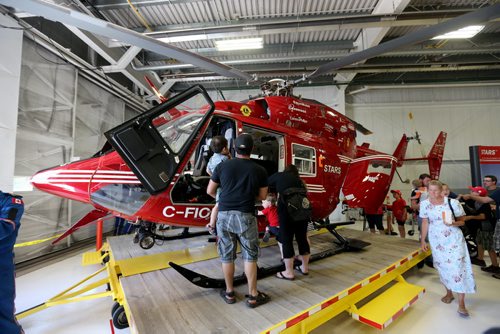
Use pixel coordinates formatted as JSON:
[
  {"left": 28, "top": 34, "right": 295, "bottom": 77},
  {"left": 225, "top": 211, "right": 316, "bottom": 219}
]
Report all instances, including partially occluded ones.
[{"left": 108, "top": 229, "right": 423, "bottom": 333}]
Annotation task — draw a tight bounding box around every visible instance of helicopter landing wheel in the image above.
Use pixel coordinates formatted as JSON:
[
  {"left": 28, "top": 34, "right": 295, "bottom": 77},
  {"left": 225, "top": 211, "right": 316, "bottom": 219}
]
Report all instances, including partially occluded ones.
[
  {"left": 133, "top": 230, "right": 140, "bottom": 244},
  {"left": 111, "top": 301, "right": 121, "bottom": 317},
  {"left": 112, "top": 305, "right": 129, "bottom": 329},
  {"left": 139, "top": 232, "right": 155, "bottom": 249}
]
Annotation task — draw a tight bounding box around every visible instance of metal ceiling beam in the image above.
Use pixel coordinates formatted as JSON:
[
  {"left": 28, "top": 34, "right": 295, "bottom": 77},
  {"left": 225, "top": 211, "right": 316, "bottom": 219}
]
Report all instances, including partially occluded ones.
[
  {"left": 311, "top": 3, "right": 500, "bottom": 79},
  {"left": 137, "top": 18, "right": 461, "bottom": 47},
  {"left": 163, "top": 64, "right": 500, "bottom": 83},
  {"left": 64, "top": 26, "right": 161, "bottom": 94},
  {"left": 140, "top": 41, "right": 356, "bottom": 61},
  {"left": 135, "top": 47, "right": 500, "bottom": 72},
  {"left": 17, "top": 20, "right": 148, "bottom": 111},
  {"left": 0, "top": 0, "right": 254, "bottom": 81},
  {"left": 134, "top": 53, "right": 351, "bottom": 71},
  {"left": 333, "top": 0, "right": 411, "bottom": 85},
  {"left": 47, "top": 0, "right": 161, "bottom": 94},
  {"left": 90, "top": 0, "right": 210, "bottom": 8}
]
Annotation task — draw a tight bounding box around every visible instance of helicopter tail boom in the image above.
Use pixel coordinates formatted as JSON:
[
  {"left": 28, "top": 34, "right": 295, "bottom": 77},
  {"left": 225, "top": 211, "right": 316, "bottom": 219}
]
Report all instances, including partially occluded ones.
[{"left": 403, "top": 131, "right": 447, "bottom": 180}]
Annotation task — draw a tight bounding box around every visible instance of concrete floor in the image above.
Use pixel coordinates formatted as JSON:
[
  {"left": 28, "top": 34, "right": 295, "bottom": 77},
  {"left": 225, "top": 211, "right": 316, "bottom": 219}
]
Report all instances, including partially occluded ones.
[{"left": 15, "top": 221, "right": 500, "bottom": 334}]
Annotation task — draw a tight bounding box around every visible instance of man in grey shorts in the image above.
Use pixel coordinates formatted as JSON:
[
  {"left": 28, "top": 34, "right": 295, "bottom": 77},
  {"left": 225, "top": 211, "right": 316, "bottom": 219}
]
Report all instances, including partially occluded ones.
[{"left": 207, "top": 133, "right": 269, "bottom": 308}]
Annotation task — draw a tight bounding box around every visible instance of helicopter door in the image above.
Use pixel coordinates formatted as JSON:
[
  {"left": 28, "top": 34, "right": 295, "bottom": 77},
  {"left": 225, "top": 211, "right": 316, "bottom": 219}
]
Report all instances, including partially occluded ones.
[{"left": 105, "top": 85, "right": 215, "bottom": 195}]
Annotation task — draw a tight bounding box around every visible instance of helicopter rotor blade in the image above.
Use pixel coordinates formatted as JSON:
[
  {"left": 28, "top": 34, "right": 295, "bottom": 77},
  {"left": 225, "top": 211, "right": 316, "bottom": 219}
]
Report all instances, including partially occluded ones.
[
  {"left": 345, "top": 116, "right": 372, "bottom": 135},
  {"left": 0, "top": 0, "right": 255, "bottom": 82},
  {"left": 308, "top": 4, "right": 500, "bottom": 79}
]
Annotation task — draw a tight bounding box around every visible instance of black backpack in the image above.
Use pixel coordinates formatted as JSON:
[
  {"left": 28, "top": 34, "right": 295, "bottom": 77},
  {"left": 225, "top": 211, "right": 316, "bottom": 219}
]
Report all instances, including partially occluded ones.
[{"left": 282, "top": 187, "right": 312, "bottom": 222}]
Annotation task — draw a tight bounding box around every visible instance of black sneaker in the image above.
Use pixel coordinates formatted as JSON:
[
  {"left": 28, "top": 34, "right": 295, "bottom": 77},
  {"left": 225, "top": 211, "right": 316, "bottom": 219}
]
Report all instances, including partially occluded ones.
[
  {"left": 471, "top": 258, "right": 487, "bottom": 267},
  {"left": 481, "top": 265, "right": 500, "bottom": 273},
  {"left": 262, "top": 231, "right": 270, "bottom": 243}
]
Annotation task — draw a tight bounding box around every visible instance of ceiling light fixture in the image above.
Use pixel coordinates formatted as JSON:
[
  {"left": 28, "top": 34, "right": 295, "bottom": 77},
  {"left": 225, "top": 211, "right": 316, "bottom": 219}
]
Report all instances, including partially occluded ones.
[
  {"left": 432, "top": 25, "right": 484, "bottom": 39},
  {"left": 215, "top": 37, "right": 263, "bottom": 51}
]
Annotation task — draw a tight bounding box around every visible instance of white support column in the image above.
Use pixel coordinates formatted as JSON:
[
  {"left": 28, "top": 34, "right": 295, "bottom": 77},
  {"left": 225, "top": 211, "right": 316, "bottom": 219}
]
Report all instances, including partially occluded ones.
[
  {"left": 0, "top": 14, "right": 23, "bottom": 192},
  {"left": 329, "top": 84, "right": 347, "bottom": 223}
]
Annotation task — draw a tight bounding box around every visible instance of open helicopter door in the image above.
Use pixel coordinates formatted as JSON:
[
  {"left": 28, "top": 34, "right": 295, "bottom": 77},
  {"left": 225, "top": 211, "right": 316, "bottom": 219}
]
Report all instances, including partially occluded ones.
[{"left": 105, "top": 85, "right": 215, "bottom": 195}]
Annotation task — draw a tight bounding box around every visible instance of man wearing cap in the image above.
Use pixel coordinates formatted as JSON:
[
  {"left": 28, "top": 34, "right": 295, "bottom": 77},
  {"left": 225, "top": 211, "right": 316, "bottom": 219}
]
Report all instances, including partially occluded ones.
[
  {"left": 389, "top": 190, "right": 408, "bottom": 238},
  {"left": 207, "top": 133, "right": 270, "bottom": 307},
  {"left": 461, "top": 185, "right": 500, "bottom": 279}
]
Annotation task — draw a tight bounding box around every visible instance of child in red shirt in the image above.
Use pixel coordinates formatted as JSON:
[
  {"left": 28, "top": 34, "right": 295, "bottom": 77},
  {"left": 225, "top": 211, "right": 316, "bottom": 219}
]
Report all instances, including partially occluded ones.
[
  {"left": 259, "top": 194, "right": 282, "bottom": 258},
  {"left": 389, "top": 190, "right": 408, "bottom": 238}
]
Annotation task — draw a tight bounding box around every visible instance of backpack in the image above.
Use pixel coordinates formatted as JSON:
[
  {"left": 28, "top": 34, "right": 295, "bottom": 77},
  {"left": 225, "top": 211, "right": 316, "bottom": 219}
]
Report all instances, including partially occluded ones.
[{"left": 282, "top": 187, "right": 312, "bottom": 222}]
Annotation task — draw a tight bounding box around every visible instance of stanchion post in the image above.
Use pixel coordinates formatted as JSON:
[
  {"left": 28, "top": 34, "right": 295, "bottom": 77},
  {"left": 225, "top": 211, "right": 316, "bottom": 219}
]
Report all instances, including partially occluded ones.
[{"left": 96, "top": 218, "right": 103, "bottom": 251}]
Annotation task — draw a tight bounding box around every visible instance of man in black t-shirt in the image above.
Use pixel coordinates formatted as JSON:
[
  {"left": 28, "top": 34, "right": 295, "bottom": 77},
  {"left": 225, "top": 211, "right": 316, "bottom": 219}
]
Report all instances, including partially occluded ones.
[
  {"left": 207, "top": 133, "right": 269, "bottom": 308},
  {"left": 461, "top": 186, "right": 500, "bottom": 279},
  {"left": 463, "top": 186, "right": 498, "bottom": 272}
]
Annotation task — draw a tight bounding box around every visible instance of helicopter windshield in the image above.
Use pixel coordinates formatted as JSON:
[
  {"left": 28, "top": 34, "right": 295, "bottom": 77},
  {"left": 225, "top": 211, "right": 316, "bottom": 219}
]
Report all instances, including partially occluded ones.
[{"left": 153, "top": 112, "right": 204, "bottom": 154}]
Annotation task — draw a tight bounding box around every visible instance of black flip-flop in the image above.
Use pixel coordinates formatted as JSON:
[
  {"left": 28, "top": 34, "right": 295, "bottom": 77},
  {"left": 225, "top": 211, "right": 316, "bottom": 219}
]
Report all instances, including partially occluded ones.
[
  {"left": 294, "top": 265, "right": 309, "bottom": 276},
  {"left": 276, "top": 271, "right": 294, "bottom": 280}
]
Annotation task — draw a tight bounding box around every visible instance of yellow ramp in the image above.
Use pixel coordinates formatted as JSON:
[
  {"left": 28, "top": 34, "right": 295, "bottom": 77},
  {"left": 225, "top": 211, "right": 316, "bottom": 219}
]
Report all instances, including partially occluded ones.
[{"left": 352, "top": 280, "right": 425, "bottom": 329}]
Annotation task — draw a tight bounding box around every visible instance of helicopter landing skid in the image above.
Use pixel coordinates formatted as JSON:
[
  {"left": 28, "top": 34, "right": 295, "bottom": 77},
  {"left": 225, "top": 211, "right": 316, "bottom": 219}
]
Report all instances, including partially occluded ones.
[
  {"left": 169, "top": 224, "right": 370, "bottom": 289},
  {"left": 152, "top": 228, "right": 210, "bottom": 241}
]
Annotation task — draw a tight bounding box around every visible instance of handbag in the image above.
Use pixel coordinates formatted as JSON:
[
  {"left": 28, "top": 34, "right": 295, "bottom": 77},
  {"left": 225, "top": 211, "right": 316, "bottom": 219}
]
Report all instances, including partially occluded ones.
[{"left": 447, "top": 198, "right": 457, "bottom": 221}]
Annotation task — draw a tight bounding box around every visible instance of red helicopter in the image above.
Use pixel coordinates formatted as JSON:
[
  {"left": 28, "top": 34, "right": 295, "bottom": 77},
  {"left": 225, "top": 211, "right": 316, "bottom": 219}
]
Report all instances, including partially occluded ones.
[
  {"left": 30, "top": 78, "right": 444, "bottom": 249},
  {"left": 18, "top": 0, "right": 498, "bottom": 248}
]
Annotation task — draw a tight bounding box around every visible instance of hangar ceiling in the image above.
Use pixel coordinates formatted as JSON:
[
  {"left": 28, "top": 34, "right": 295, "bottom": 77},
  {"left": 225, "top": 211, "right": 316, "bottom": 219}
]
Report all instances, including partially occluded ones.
[{"left": 1, "top": 0, "right": 500, "bottom": 98}]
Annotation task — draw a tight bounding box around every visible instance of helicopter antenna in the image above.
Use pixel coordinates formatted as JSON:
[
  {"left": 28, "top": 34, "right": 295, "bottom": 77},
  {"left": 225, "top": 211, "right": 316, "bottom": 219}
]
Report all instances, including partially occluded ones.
[{"left": 407, "top": 131, "right": 422, "bottom": 145}]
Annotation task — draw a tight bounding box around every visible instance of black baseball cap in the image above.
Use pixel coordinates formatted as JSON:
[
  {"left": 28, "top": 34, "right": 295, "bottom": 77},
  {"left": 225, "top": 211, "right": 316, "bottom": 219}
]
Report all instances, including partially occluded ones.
[{"left": 235, "top": 133, "right": 253, "bottom": 154}]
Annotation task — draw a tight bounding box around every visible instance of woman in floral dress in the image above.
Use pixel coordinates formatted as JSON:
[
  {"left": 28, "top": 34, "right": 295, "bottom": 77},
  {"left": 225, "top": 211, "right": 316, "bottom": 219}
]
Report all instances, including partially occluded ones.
[{"left": 420, "top": 180, "right": 476, "bottom": 317}]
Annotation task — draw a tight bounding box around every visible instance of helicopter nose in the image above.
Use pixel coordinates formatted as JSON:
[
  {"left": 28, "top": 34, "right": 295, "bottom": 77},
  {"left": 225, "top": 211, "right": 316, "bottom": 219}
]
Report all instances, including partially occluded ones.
[{"left": 31, "top": 168, "right": 91, "bottom": 203}]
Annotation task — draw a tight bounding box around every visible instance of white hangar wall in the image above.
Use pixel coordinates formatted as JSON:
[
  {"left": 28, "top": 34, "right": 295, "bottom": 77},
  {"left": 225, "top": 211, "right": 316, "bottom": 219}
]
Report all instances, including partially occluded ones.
[
  {"left": 14, "top": 38, "right": 127, "bottom": 263},
  {"left": 346, "top": 85, "right": 500, "bottom": 196}
]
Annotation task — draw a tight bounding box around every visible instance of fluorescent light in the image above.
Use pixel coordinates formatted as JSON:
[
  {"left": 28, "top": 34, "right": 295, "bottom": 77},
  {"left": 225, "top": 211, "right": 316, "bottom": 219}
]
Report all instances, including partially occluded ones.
[
  {"left": 215, "top": 38, "right": 263, "bottom": 51},
  {"left": 432, "top": 25, "right": 484, "bottom": 39}
]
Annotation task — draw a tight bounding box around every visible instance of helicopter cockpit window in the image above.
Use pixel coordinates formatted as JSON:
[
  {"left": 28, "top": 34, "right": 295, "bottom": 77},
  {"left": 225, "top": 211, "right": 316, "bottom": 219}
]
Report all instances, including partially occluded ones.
[
  {"left": 153, "top": 113, "right": 204, "bottom": 154},
  {"left": 292, "top": 144, "right": 316, "bottom": 176},
  {"left": 242, "top": 125, "right": 282, "bottom": 176},
  {"left": 91, "top": 183, "right": 150, "bottom": 216},
  {"left": 367, "top": 159, "right": 393, "bottom": 175},
  {"left": 171, "top": 116, "right": 236, "bottom": 204}
]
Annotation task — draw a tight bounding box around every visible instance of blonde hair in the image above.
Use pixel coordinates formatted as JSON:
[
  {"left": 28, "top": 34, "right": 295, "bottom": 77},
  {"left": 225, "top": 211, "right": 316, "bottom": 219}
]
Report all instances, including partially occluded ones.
[{"left": 428, "top": 180, "right": 443, "bottom": 190}]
